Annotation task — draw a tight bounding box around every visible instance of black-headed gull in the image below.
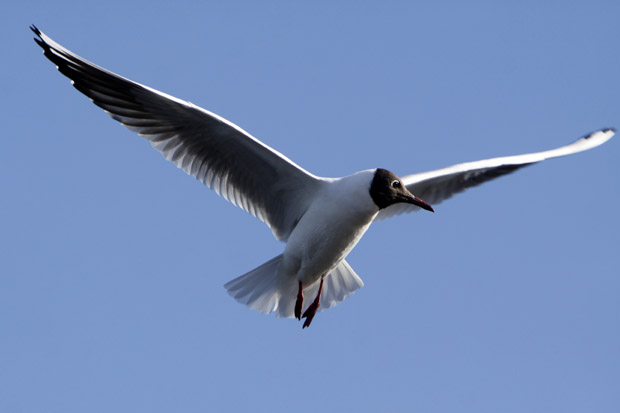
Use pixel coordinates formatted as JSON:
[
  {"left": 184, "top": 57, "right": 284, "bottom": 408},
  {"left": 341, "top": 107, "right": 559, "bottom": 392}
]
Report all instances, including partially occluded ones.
[{"left": 32, "top": 26, "right": 614, "bottom": 328}]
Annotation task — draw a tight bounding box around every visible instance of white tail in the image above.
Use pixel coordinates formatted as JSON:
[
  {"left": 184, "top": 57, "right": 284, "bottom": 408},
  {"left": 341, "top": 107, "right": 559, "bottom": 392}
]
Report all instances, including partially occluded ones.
[{"left": 224, "top": 255, "right": 364, "bottom": 318}]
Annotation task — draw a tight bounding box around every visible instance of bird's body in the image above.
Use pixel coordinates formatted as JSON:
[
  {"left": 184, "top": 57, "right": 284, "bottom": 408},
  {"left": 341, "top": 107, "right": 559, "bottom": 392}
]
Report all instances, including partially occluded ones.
[
  {"left": 225, "top": 170, "right": 388, "bottom": 322},
  {"left": 32, "top": 26, "right": 614, "bottom": 328},
  {"left": 283, "top": 171, "right": 378, "bottom": 287}
]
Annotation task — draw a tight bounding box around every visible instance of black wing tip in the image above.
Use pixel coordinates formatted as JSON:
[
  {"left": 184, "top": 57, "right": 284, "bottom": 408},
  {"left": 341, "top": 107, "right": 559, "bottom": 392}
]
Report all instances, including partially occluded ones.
[
  {"left": 583, "top": 128, "right": 616, "bottom": 140},
  {"left": 30, "top": 25, "right": 44, "bottom": 42},
  {"left": 31, "top": 25, "right": 46, "bottom": 49}
]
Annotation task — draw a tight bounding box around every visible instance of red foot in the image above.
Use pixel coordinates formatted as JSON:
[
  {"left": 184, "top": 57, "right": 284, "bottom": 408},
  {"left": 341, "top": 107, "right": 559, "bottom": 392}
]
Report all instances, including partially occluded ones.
[
  {"left": 302, "top": 277, "right": 324, "bottom": 329},
  {"left": 294, "top": 281, "right": 303, "bottom": 320}
]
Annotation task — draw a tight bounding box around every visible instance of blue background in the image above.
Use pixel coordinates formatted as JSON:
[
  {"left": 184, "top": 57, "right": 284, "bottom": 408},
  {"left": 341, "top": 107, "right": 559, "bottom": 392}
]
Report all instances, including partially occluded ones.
[{"left": 3, "top": 1, "right": 619, "bottom": 412}]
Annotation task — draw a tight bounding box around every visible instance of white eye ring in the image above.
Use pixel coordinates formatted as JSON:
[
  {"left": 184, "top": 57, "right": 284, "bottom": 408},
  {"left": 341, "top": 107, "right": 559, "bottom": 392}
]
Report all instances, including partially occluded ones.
[{"left": 391, "top": 180, "right": 401, "bottom": 188}]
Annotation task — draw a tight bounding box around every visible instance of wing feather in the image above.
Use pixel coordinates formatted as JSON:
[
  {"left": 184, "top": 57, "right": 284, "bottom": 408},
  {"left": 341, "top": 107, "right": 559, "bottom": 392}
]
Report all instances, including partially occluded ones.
[
  {"left": 376, "top": 129, "right": 614, "bottom": 220},
  {"left": 32, "top": 26, "right": 324, "bottom": 240}
]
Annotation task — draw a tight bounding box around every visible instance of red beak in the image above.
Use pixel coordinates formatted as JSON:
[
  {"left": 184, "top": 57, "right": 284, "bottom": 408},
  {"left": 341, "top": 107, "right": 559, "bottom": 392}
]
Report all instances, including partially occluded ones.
[{"left": 410, "top": 196, "right": 434, "bottom": 212}]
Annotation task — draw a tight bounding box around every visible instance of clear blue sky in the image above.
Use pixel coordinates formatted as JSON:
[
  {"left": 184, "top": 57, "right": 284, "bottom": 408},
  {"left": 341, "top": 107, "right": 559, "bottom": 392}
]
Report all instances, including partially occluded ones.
[{"left": 3, "top": 1, "right": 619, "bottom": 412}]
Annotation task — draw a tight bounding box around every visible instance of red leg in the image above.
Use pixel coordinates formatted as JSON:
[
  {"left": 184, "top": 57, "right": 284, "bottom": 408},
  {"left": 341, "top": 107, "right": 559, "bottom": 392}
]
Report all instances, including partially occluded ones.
[
  {"left": 302, "top": 277, "right": 324, "bottom": 329},
  {"left": 294, "top": 281, "right": 303, "bottom": 320}
]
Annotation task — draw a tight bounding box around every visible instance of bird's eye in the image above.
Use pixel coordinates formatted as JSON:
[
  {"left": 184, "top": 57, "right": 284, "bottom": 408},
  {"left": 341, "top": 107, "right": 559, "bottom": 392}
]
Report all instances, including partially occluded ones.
[{"left": 391, "top": 180, "right": 401, "bottom": 188}]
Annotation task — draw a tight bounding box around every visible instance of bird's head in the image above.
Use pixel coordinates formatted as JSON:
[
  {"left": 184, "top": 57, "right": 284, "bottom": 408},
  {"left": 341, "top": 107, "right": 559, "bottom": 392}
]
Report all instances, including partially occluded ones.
[{"left": 369, "top": 168, "right": 434, "bottom": 212}]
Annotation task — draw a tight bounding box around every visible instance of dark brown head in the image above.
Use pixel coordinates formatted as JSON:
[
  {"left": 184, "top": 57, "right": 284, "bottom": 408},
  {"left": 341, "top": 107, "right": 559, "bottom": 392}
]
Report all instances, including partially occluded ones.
[{"left": 369, "top": 168, "right": 434, "bottom": 212}]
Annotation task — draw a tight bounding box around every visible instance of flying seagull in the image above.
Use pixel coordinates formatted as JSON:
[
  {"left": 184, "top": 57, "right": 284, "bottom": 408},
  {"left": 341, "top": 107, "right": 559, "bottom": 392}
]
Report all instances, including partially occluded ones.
[{"left": 31, "top": 26, "right": 614, "bottom": 328}]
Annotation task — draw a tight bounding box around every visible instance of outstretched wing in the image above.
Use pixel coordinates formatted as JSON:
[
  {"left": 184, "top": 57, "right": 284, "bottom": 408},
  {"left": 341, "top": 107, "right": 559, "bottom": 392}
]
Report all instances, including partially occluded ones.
[
  {"left": 375, "top": 128, "right": 614, "bottom": 220},
  {"left": 32, "top": 26, "right": 324, "bottom": 241}
]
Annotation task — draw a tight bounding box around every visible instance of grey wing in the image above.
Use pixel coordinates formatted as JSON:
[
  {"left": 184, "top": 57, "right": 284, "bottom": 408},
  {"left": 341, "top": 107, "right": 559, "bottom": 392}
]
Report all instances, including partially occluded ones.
[
  {"left": 375, "top": 128, "right": 614, "bottom": 220},
  {"left": 32, "top": 26, "right": 324, "bottom": 240}
]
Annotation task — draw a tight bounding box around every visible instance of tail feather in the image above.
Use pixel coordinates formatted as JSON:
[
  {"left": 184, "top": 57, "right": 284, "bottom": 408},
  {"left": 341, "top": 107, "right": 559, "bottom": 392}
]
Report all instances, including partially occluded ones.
[
  {"left": 224, "top": 255, "right": 283, "bottom": 314},
  {"left": 224, "top": 255, "right": 364, "bottom": 318},
  {"left": 322, "top": 260, "right": 364, "bottom": 310}
]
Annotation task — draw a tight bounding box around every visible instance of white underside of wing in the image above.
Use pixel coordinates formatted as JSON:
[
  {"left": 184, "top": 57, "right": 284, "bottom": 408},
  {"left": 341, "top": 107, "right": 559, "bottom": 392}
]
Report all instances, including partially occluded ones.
[
  {"left": 375, "top": 128, "right": 614, "bottom": 221},
  {"left": 33, "top": 26, "right": 326, "bottom": 240},
  {"left": 405, "top": 129, "right": 614, "bottom": 186}
]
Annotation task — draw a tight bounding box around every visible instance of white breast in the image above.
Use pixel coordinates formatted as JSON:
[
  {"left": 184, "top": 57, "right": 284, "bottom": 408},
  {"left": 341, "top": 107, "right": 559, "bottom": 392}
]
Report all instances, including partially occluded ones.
[{"left": 279, "top": 170, "right": 379, "bottom": 286}]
